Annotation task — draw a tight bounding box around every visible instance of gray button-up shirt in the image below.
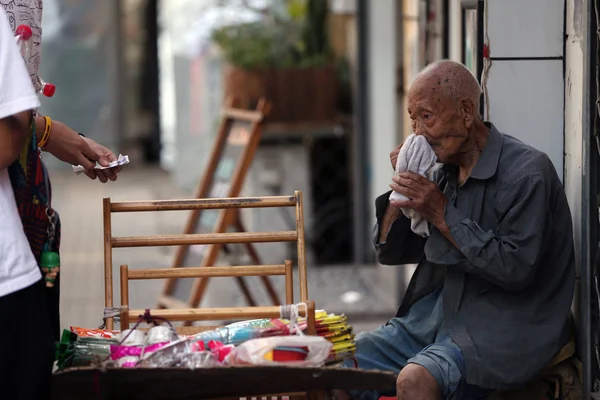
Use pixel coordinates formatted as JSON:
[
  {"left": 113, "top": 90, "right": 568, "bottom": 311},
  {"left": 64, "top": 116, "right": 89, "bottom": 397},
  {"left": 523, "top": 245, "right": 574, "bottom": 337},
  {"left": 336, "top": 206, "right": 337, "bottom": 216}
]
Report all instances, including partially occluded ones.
[{"left": 374, "top": 123, "right": 575, "bottom": 390}]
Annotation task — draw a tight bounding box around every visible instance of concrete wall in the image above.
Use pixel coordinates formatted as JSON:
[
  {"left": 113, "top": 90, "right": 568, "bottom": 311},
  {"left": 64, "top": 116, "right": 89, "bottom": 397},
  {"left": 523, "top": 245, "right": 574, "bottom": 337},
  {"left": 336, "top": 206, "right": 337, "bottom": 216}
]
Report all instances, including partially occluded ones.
[
  {"left": 485, "top": 0, "right": 565, "bottom": 180},
  {"left": 479, "top": 0, "right": 592, "bottom": 389}
]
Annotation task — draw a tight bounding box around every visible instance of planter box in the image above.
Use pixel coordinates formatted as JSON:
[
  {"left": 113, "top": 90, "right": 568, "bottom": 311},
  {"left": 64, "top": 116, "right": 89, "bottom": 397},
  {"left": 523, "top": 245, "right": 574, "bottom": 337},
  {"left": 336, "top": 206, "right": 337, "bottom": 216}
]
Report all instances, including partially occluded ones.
[{"left": 223, "top": 65, "right": 339, "bottom": 123}]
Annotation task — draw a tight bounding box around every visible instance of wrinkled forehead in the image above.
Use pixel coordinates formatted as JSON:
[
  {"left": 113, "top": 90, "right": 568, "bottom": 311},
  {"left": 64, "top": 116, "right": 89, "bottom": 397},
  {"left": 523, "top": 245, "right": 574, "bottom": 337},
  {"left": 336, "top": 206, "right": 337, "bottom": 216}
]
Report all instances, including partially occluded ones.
[{"left": 408, "top": 76, "right": 453, "bottom": 111}]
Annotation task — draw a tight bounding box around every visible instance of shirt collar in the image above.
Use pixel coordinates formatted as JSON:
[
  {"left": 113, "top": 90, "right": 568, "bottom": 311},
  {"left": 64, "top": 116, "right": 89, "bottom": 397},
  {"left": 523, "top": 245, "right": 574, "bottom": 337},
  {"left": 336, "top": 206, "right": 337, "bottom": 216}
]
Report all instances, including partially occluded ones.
[{"left": 441, "top": 122, "right": 503, "bottom": 180}]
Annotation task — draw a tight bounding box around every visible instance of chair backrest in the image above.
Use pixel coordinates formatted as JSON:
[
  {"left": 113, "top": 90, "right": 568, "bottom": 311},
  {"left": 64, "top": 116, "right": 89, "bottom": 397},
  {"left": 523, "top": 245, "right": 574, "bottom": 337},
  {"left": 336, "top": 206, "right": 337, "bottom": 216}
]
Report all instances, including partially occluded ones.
[
  {"left": 118, "top": 260, "right": 316, "bottom": 335},
  {"left": 102, "top": 191, "right": 308, "bottom": 331}
]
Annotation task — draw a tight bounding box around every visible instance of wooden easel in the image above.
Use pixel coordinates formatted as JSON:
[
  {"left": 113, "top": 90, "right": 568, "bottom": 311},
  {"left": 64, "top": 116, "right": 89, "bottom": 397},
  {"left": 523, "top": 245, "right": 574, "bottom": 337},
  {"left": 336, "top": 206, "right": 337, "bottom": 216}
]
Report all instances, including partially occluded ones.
[{"left": 158, "top": 98, "right": 281, "bottom": 310}]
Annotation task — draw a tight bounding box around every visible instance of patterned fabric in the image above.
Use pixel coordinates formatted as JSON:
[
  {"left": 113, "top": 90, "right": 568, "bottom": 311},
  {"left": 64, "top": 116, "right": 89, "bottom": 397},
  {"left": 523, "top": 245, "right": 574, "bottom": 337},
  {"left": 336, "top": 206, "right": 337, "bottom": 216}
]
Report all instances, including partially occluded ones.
[
  {"left": 9, "top": 119, "right": 62, "bottom": 342},
  {"left": 0, "top": 0, "right": 44, "bottom": 92},
  {"left": 8, "top": 119, "right": 61, "bottom": 265}
]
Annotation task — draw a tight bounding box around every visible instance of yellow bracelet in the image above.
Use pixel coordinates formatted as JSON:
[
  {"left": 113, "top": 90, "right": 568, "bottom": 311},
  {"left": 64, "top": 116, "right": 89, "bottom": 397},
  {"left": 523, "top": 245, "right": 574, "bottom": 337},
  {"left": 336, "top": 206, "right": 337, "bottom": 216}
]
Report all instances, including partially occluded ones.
[{"left": 38, "top": 115, "right": 52, "bottom": 148}]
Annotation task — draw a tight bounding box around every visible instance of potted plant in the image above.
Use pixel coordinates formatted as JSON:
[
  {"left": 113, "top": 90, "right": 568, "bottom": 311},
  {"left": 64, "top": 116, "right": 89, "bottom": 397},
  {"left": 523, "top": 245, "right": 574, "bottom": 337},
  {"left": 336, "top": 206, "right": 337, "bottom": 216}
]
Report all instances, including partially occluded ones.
[{"left": 211, "top": 0, "right": 339, "bottom": 123}]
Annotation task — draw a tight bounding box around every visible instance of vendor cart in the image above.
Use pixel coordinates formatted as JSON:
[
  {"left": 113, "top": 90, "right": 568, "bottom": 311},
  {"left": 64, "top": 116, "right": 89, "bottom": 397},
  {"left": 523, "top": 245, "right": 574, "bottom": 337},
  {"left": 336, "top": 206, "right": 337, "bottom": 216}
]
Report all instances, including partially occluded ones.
[{"left": 52, "top": 193, "right": 397, "bottom": 400}]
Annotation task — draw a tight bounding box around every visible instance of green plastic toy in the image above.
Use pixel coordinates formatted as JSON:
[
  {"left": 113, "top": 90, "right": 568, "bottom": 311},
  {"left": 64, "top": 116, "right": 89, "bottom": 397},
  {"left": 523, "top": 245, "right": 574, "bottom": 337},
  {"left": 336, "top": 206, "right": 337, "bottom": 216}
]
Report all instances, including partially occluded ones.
[{"left": 40, "top": 250, "right": 60, "bottom": 287}]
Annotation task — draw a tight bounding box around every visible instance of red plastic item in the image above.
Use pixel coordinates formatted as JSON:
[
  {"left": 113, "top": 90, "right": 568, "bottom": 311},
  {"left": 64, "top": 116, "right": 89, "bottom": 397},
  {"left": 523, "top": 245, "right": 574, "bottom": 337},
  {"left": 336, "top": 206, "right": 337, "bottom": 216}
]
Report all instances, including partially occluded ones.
[
  {"left": 208, "top": 340, "right": 234, "bottom": 362},
  {"left": 15, "top": 24, "right": 32, "bottom": 40},
  {"left": 42, "top": 83, "right": 56, "bottom": 97},
  {"left": 271, "top": 346, "right": 309, "bottom": 362},
  {"left": 483, "top": 44, "right": 490, "bottom": 59}
]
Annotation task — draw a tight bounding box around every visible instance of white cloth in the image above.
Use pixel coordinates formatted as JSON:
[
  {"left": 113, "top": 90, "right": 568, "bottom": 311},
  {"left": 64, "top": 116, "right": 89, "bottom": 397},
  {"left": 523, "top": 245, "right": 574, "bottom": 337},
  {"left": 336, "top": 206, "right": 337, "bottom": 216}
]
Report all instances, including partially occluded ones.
[
  {"left": 0, "top": 0, "right": 44, "bottom": 92},
  {"left": 0, "top": 6, "right": 42, "bottom": 297},
  {"left": 389, "top": 134, "right": 438, "bottom": 237}
]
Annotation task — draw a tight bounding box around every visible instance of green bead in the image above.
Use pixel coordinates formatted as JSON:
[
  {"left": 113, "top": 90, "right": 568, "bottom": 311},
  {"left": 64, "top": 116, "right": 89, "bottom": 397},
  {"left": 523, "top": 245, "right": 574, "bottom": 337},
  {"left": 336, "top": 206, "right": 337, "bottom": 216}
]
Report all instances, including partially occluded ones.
[{"left": 40, "top": 250, "right": 60, "bottom": 268}]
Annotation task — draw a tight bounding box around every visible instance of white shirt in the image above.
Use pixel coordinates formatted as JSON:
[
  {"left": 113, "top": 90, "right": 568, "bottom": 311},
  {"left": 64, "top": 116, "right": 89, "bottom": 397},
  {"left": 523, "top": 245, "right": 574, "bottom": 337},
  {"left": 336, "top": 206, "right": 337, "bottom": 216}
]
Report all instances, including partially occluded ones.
[
  {"left": 0, "top": 6, "right": 43, "bottom": 297},
  {"left": 0, "top": 0, "right": 43, "bottom": 92}
]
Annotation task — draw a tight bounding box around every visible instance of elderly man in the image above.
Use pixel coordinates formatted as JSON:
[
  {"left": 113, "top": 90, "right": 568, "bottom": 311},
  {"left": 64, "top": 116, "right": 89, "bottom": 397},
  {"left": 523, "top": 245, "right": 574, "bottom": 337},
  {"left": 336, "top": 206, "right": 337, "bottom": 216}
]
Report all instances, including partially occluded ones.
[{"left": 341, "top": 60, "right": 575, "bottom": 400}]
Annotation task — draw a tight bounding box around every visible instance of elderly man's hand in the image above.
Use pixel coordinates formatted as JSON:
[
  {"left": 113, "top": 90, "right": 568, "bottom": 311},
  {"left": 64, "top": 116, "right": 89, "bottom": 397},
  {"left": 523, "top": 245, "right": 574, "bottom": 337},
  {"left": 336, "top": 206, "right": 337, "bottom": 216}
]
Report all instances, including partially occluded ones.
[{"left": 389, "top": 172, "right": 448, "bottom": 226}]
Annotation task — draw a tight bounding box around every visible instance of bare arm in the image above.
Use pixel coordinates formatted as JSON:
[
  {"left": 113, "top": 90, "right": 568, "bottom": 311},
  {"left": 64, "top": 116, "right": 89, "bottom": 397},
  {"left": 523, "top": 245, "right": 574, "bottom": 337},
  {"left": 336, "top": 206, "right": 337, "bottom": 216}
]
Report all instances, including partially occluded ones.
[
  {"left": 33, "top": 114, "right": 46, "bottom": 143},
  {"left": 374, "top": 141, "right": 426, "bottom": 264},
  {"left": 378, "top": 206, "right": 402, "bottom": 243},
  {"left": 33, "top": 114, "right": 120, "bottom": 182},
  {"left": 0, "top": 111, "right": 32, "bottom": 170}
]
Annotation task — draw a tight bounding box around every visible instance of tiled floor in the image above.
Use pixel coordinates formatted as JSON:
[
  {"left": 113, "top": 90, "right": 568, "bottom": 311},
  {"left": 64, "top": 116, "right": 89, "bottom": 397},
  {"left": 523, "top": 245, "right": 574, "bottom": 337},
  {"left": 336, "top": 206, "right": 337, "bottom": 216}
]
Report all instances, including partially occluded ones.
[{"left": 49, "top": 165, "right": 404, "bottom": 334}]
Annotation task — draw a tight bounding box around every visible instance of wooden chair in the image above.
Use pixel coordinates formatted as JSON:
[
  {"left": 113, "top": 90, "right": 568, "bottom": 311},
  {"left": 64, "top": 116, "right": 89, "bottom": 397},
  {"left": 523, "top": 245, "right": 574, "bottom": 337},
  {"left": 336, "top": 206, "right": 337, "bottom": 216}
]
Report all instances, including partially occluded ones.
[
  {"left": 118, "top": 262, "right": 316, "bottom": 336},
  {"left": 102, "top": 191, "right": 310, "bottom": 331},
  {"left": 102, "top": 191, "right": 328, "bottom": 399}
]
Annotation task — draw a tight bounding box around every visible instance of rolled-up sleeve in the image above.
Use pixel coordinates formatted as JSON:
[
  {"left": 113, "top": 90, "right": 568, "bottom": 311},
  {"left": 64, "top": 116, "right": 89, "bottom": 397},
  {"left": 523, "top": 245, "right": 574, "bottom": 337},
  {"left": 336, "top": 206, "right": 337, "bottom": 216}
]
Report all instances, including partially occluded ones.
[
  {"left": 439, "top": 174, "right": 548, "bottom": 291},
  {"left": 373, "top": 191, "right": 426, "bottom": 265}
]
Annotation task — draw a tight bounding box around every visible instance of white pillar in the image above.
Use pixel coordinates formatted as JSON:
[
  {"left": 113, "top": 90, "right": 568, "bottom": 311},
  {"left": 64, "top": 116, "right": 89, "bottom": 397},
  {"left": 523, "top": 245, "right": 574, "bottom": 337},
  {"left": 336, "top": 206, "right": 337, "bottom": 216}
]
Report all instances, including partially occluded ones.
[
  {"left": 564, "top": 0, "right": 591, "bottom": 391},
  {"left": 367, "top": 0, "right": 399, "bottom": 218},
  {"left": 448, "top": 0, "right": 463, "bottom": 62}
]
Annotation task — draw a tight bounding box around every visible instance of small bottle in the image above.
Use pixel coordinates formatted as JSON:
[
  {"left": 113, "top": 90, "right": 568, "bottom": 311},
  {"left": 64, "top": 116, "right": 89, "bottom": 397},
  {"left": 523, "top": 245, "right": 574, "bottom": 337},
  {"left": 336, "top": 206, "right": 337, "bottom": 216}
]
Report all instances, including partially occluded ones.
[
  {"left": 14, "top": 25, "right": 56, "bottom": 98},
  {"left": 14, "top": 24, "right": 33, "bottom": 60},
  {"left": 38, "top": 79, "right": 56, "bottom": 98}
]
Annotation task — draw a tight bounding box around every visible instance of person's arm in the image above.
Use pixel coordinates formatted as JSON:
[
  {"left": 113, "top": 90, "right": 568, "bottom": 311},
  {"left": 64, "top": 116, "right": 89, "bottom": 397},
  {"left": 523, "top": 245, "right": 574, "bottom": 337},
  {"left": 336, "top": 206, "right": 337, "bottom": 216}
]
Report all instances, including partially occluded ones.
[
  {"left": 0, "top": 111, "right": 32, "bottom": 170},
  {"left": 373, "top": 190, "right": 426, "bottom": 265},
  {"left": 432, "top": 172, "right": 550, "bottom": 291},
  {"left": 33, "top": 114, "right": 120, "bottom": 182},
  {"left": 33, "top": 114, "right": 96, "bottom": 165}
]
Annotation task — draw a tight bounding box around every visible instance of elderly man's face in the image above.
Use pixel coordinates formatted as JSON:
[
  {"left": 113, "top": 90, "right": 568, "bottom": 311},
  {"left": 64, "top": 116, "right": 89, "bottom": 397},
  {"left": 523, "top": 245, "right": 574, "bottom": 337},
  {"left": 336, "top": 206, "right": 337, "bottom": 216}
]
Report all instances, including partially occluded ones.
[{"left": 407, "top": 80, "right": 474, "bottom": 164}]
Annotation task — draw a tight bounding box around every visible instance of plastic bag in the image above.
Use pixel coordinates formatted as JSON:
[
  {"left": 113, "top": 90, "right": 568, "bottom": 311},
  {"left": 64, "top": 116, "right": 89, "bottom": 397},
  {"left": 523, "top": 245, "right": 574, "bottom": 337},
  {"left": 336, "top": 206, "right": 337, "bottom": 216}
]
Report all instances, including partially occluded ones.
[
  {"left": 137, "top": 337, "right": 220, "bottom": 368},
  {"left": 191, "top": 320, "right": 290, "bottom": 346},
  {"left": 70, "top": 326, "right": 120, "bottom": 340},
  {"left": 225, "top": 335, "right": 333, "bottom": 367}
]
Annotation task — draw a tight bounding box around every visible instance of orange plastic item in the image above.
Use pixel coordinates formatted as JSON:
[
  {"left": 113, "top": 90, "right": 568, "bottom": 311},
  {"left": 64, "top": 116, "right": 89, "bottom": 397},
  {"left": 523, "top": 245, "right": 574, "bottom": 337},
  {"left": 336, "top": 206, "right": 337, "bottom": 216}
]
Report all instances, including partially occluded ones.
[{"left": 70, "top": 326, "right": 120, "bottom": 340}]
